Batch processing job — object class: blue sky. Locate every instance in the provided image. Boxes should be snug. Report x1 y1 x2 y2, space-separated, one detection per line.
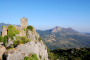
0 0 90 32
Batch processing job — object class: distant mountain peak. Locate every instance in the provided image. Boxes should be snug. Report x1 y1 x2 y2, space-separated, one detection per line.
55 26 60 28
68 27 73 29
67 27 79 33
50 26 79 33
51 26 62 33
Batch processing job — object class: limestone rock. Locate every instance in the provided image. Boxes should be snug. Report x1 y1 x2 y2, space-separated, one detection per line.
6 38 13 47
5 41 48 60
27 29 39 41
5 29 48 60
0 45 6 60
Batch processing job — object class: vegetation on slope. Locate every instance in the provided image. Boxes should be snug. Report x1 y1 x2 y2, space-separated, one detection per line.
3 35 8 47
47 48 57 60
13 36 31 47
8 25 20 39
0 25 20 47
38 36 42 41
27 25 33 31
23 54 39 60
0 36 3 42
50 47 90 60
0 35 8 47
37 30 90 50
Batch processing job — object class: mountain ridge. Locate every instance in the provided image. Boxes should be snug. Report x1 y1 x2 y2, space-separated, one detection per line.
36 27 90 50
50 26 79 33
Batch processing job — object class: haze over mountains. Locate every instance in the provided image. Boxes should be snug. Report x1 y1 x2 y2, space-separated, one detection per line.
37 26 90 50
0 23 90 50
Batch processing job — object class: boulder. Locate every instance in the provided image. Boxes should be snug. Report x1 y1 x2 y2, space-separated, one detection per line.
6 38 13 47
0 45 6 60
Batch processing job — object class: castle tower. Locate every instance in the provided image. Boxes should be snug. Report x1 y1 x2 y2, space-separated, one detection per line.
21 17 28 28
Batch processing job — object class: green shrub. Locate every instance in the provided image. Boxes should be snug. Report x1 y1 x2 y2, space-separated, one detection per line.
0 32 2 36
39 54 41 59
27 25 33 31
0 36 3 42
23 28 26 31
38 36 42 41
10 45 14 48
2 25 6 28
47 48 57 60
8 25 20 40
35 36 37 40
3 35 8 47
23 54 39 60
6 45 14 49
13 36 31 47
43 58 45 60
13 40 18 47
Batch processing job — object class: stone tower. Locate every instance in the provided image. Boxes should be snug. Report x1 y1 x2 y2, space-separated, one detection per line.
21 17 28 28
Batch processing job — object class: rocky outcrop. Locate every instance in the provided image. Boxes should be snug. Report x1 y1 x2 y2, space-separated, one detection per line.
5 41 48 60
0 45 6 60
6 38 13 47
27 28 39 41
4 28 48 60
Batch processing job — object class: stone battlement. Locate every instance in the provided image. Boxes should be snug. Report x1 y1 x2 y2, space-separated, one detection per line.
2 17 28 37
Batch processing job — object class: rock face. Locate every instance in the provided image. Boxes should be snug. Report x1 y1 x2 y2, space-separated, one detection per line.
6 38 13 47
27 28 39 41
4 28 48 60
5 41 48 60
0 45 6 60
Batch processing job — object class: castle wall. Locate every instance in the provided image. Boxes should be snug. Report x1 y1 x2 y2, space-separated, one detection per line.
2 27 8 37
15 26 26 37
2 17 28 37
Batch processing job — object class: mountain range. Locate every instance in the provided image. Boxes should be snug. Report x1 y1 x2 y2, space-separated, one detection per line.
0 23 90 51
37 26 90 50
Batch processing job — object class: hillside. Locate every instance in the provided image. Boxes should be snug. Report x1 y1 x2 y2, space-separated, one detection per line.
85 33 90 35
50 47 90 60
0 18 48 60
37 26 90 50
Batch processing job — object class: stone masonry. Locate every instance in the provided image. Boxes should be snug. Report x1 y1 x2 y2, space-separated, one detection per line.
21 17 28 29
2 17 28 37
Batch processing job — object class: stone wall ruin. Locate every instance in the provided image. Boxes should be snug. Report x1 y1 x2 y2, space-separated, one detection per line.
2 17 28 37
